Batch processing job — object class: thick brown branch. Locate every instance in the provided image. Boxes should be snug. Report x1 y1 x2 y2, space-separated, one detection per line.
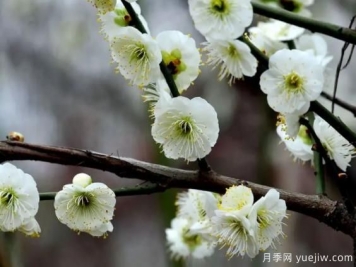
0 141 355 237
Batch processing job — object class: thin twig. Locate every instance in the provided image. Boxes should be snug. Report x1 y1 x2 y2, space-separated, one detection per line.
321 92 356 117
0 141 355 236
332 16 356 113
252 2 356 45
40 183 165 200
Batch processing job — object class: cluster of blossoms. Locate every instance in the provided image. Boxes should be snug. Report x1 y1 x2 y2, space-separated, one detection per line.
81 0 356 260
2 0 351 263
0 162 116 238
86 0 356 171
166 186 287 259
93 0 221 162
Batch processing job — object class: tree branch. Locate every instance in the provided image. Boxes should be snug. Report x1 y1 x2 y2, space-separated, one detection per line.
0 141 355 237
252 2 356 45
39 183 165 200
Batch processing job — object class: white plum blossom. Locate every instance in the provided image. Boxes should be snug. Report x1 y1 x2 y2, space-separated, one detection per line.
166 190 218 260
188 0 253 40
249 189 287 250
110 27 162 86
249 20 304 42
156 31 201 92
18 217 41 238
313 116 356 171
212 185 258 258
54 173 116 237
218 185 253 212
277 124 313 162
98 1 150 40
87 0 116 14
260 49 324 114
152 96 219 161
0 163 39 232
176 189 219 237
176 189 218 221
166 217 215 260
296 33 333 66
203 39 257 85
212 186 288 257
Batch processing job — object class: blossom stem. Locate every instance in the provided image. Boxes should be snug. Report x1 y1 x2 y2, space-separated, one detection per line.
241 34 269 67
306 113 325 195
300 117 354 211
252 2 356 45
39 183 166 200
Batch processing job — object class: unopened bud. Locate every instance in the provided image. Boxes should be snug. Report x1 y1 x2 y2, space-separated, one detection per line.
6 131 25 142
73 173 92 188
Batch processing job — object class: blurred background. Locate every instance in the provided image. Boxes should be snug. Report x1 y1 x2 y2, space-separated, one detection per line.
1 0 356 266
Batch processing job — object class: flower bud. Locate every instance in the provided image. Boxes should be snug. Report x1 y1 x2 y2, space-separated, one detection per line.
72 173 92 188
6 131 25 142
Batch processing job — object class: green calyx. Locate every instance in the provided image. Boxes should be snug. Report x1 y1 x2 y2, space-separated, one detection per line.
298 125 313 145
162 49 186 78
114 9 133 27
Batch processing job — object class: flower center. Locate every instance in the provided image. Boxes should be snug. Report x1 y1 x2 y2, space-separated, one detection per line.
131 44 146 61
74 193 93 207
230 219 248 237
0 188 16 206
257 209 270 230
284 72 304 93
182 228 202 250
210 0 228 13
227 44 240 58
162 49 186 78
174 117 194 137
279 0 303 13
